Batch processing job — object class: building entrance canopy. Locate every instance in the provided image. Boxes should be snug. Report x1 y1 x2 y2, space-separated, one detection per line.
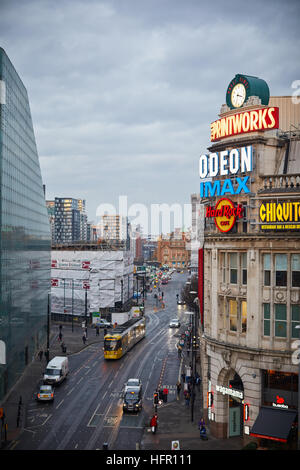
250 406 297 442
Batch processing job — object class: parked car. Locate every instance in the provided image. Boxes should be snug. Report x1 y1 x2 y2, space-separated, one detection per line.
95 318 112 328
36 384 54 402
169 319 180 328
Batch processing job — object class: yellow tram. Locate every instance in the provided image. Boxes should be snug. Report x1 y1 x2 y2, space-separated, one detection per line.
103 316 146 359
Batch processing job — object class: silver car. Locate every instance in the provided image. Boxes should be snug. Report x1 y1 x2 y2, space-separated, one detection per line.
169 319 180 328
36 384 54 402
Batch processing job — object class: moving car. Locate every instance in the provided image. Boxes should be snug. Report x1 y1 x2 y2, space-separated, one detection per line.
43 356 69 385
36 384 54 402
125 378 142 390
169 319 180 328
123 386 142 412
177 299 186 305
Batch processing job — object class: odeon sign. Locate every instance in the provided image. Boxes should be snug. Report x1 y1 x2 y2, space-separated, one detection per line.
199 145 253 198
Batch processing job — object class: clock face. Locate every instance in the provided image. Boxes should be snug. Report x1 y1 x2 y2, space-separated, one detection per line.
231 83 246 108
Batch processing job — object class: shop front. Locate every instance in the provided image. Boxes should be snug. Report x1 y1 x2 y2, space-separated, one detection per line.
250 370 298 449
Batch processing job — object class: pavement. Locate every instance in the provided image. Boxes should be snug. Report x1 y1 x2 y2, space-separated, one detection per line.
0 316 244 451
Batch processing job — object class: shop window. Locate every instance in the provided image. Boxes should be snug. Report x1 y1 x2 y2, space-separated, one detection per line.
275 254 287 287
229 299 237 332
263 254 271 286
229 253 237 284
241 253 247 285
274 304 287 337
263 303 271 336
241 300 247 333
291 254 300 287
291 304 300 339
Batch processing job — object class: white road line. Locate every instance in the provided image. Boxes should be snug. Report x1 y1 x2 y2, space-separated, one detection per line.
67 386 75 396
55 399 64 409
87 403 101 427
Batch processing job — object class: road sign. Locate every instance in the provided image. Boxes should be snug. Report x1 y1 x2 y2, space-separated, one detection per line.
171 440 180 450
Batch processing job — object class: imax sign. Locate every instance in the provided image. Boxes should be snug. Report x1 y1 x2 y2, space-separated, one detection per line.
199 145 253 198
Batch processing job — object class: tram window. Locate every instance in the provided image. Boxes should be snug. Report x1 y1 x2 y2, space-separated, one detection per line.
104 339 121 350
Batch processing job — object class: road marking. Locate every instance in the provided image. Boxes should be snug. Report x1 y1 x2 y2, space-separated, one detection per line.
56 399 64 409
67 386 76 396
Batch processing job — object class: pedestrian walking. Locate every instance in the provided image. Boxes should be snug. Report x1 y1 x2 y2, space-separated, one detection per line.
150 414 158 434
58 331 63 342
82 334 87 345
176 381 181 400
184 390 190 406
181 372 186 383
163 387 168 403
61 342 67 354
198 418 207 440
96 325 100 336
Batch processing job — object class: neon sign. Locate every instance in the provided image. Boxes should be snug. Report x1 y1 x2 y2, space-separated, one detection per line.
206 198 244 233
260 201 300 230
199 145 253 198
210 107 279 142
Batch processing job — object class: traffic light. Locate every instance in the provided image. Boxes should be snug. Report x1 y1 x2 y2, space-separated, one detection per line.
153 391 159 405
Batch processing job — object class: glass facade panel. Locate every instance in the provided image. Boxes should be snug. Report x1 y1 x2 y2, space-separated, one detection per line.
0 48 51 400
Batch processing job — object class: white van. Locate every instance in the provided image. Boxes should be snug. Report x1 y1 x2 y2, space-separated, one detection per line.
44 356 69 385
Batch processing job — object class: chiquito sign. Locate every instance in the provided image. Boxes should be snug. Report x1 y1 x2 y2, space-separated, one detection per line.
199 145 253 198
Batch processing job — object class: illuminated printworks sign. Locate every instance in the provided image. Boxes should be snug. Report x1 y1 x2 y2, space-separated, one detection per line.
259 201 300 230
199 145 252 198
206 198 244 233
210 107 279 142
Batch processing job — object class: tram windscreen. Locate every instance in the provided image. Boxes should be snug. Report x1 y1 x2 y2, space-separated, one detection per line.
104 338 119 351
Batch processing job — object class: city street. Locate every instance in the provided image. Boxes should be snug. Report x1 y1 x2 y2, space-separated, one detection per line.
11 272 189 451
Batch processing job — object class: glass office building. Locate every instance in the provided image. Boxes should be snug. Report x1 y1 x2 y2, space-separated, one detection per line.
0 48 51 401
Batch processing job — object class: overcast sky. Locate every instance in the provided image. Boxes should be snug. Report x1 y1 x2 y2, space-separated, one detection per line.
0 0 299 228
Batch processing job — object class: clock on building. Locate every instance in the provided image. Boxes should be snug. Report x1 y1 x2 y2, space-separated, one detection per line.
226 74 270 109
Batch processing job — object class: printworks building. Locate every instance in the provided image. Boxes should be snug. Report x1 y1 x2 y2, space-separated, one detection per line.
197 74 300 447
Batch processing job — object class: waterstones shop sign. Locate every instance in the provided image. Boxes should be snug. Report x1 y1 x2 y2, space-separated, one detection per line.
199 145 253 198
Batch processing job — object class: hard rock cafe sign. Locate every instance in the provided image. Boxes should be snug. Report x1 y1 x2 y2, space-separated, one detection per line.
205 198 244 233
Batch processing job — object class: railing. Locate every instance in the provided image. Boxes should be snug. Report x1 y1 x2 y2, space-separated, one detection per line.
260 174 300 191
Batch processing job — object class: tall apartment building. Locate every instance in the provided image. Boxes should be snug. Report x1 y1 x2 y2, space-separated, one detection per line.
197 74 300 448
49 197 88 244
0 48 51 401
97 215 128 242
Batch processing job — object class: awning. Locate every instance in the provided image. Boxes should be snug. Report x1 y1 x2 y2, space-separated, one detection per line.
250 406 297 442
